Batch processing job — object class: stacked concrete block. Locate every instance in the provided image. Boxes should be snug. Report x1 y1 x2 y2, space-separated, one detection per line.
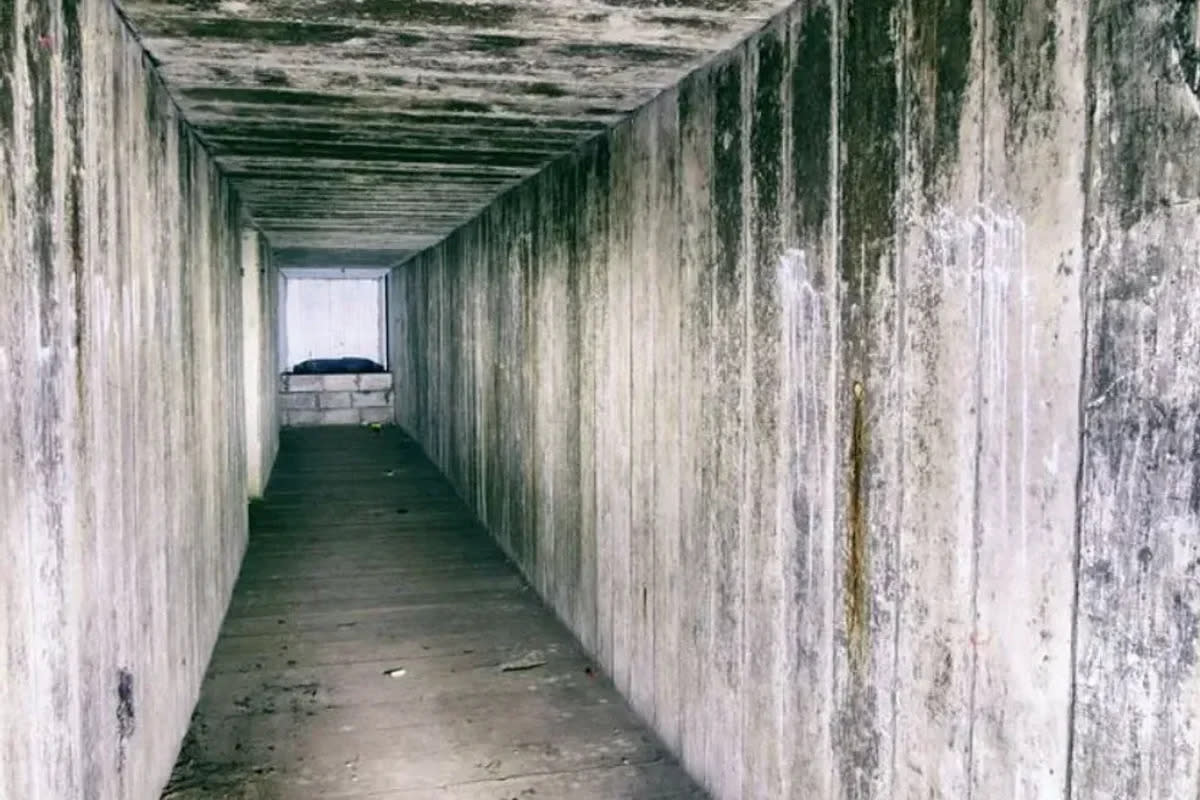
280 373 394 426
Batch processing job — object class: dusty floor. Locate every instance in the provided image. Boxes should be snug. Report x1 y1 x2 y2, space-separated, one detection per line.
163 425 703 799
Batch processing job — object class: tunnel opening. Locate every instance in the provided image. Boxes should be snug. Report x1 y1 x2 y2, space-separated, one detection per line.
4 0 1200 797
278 266 396 428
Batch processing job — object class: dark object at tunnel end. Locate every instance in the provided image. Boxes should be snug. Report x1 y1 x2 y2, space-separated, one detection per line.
291 357 386 374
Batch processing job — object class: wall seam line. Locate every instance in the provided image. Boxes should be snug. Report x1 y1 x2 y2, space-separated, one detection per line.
1065 1 1100 797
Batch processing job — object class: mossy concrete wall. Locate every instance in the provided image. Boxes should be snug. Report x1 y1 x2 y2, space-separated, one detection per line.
392 0 1200 797
1 0 275 796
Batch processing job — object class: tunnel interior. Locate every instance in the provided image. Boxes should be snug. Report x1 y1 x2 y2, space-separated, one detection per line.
3 0 1200 798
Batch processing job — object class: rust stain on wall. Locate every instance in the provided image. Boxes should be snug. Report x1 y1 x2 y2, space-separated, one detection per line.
846 379 869 669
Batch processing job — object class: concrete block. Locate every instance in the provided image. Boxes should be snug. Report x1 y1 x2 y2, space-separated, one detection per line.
318 391 352 409
351 390 392 408
282 392 317 410
359 407 394 424
320 374 359 392
318 409 360 425
283 374 322 393
358 373 393 391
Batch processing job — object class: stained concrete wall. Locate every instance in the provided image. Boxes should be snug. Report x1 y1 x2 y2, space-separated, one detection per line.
392 0 1200 797
1 0 263 796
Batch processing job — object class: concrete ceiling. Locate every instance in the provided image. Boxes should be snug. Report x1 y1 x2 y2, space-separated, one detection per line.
114 0 793 261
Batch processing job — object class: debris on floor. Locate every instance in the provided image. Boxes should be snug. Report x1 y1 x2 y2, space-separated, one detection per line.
161 731 276 799
383 667 407 678
499 651 547 672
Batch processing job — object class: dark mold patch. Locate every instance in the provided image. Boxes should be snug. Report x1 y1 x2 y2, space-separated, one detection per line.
211 139 552 167
840 0 900 303
137 18 410 46
116 670 136 737
202 112 605 133
441 98 492 113
1173 591 1200 669
596 0 752 11
1114 107 1160 228
208 125 577 150
1173 0 1200 98
712 57 743 293
27 0 55 359
792 6 833 238
325 72 368 90
643 14 727 31
581 105 625 117
753 29 785 466
551 41 695 64
992 0 1059 148
252 68 291 87
226 165 521 180
211 130 566 153
147 0 225 11
0 0 13 136
465 33 539 52
911 0 972 197
845 381 869 667
311 0 519 27
64 0 85 395
116 669 135 772
753 28 784 260
181 86 358 107
524 81 568 98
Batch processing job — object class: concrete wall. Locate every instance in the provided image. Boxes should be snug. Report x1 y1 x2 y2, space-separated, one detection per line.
392 1 1200 797
242 229 280 497
1 0 263 796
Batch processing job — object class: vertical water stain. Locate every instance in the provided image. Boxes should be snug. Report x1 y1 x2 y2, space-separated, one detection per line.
846 380 869 668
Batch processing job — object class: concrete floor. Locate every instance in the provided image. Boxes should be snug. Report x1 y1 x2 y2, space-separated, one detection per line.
163 426 704 799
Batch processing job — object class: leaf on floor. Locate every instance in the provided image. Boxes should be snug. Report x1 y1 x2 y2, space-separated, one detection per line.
499 651 547 672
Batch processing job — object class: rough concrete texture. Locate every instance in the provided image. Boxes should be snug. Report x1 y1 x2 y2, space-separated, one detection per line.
391 1 1200 798
111 0 797 255
0 0 272 797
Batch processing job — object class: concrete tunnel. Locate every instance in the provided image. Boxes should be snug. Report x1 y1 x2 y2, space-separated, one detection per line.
3 0 1200 797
